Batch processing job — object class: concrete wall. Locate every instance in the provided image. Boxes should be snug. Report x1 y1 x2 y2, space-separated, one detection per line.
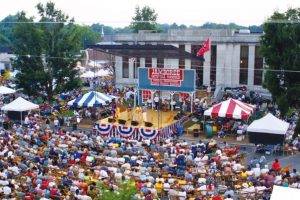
113 29 264 88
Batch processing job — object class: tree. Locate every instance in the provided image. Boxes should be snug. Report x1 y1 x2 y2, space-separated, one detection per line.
12 2 82 99
260 8 300 111
94 180 138 200
130 6 160 33
77 25 101 48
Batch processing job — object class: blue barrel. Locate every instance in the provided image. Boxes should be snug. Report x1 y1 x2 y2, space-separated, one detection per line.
205 125 213 138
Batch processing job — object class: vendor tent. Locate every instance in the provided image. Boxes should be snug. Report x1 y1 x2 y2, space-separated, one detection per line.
204 98 255 119
270 185 300 200
68 91 115 107
247 113 289 145
80 71 96 78
0 86 16 95
1 97 39 111
95 69 111 77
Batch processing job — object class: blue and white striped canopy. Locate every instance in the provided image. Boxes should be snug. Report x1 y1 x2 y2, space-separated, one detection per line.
67 91 115 107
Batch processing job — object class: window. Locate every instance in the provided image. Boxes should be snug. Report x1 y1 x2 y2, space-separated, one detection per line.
210 45 217 86
157 58 164 68
254 46 263 85
122 57 129 78
145 57 152 68
134 57 140 79
179 58 185 69
239 46 249 85
142 90 151 102
191 45 204 88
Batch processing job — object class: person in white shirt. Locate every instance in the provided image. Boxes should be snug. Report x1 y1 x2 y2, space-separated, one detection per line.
177 188 186 200
154 95 160 110
252 164 261 178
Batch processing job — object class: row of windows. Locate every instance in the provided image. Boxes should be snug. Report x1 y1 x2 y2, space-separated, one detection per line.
122 45 263 86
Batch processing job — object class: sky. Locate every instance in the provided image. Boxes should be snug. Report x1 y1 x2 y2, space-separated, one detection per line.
0 0 299 27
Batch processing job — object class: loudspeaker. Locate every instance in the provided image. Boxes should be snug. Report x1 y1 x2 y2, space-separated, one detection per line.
131 121 139 126
118 119 126 125
145 122 153 127
108 118 116 123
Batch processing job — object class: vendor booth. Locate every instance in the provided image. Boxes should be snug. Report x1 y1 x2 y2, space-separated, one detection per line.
68 91 116 107
0 85 16 95
203 98 255 138
204 98 256 119
247 113 289 145
1 97 39 124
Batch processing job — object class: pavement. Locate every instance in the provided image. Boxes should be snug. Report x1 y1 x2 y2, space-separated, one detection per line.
180 133 300 170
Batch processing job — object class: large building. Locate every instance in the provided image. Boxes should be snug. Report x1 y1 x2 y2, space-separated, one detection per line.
93 29 266 91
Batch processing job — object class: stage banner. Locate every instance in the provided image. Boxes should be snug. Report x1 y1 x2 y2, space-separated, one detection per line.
138 68 196 92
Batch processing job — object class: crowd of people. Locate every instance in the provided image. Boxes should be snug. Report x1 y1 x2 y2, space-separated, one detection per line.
0 117 299 200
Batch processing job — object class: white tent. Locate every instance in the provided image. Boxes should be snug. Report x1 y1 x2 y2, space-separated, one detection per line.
0 86 16 95
1 97 39 112
95 69 111 77
80 71 96 78
247 113 289 135
270 185 300 200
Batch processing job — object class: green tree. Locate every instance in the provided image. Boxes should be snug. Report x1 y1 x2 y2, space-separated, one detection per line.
12 2 82 99
78 25 101 48
95 180 138 200
260 8 300 111
130 6 160 33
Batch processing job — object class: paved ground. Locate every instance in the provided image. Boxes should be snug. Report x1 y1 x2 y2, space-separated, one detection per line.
180 133 300 170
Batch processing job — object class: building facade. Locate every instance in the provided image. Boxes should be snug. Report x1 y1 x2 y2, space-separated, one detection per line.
110 29 264 90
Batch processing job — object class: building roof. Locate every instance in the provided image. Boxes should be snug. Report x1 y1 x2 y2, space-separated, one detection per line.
88 44 199 59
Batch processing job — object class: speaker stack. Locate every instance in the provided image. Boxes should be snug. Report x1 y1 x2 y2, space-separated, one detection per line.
145 122 153 127
118 119 127 125
131 121 139 126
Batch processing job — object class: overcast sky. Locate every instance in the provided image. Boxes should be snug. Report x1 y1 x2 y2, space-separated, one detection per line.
0 0 299 27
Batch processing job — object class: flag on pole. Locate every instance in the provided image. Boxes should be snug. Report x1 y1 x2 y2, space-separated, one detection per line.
197 38 210 56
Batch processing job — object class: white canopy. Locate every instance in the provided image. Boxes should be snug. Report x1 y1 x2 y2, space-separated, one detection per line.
271 185 300 200
1 97 39 112
0 86 16 95
95 69 111 77
80 71 95 78
247 113 289 135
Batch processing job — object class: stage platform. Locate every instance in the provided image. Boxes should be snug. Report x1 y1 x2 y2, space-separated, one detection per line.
94 109 189 141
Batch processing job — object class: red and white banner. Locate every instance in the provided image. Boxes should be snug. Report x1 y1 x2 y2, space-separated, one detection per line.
148 68 184 87
204 98 256 119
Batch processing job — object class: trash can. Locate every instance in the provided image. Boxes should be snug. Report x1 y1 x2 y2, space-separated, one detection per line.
206 125 213 138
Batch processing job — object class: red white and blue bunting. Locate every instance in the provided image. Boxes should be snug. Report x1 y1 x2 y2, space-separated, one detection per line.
95 123 114 136
116 126 136 138
94 116 189 141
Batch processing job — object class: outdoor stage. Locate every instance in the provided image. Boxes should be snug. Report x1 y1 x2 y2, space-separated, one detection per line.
94 109 188 141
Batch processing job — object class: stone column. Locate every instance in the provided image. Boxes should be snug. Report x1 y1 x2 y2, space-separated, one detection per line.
248 45 255 86
203 50 211 86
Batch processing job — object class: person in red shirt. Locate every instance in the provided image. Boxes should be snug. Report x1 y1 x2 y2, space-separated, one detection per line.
212 194 223 200
272 158 281 172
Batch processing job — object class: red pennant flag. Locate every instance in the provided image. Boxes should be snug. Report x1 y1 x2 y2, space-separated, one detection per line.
197 38 210 56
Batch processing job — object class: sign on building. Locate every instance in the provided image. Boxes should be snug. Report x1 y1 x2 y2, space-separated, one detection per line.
138 68 195 92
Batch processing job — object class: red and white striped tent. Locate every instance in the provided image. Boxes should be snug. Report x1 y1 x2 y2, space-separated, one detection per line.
204 98 256 119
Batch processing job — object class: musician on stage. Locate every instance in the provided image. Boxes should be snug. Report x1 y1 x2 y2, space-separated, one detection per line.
135 105 142 122
142 104 148 122
127 103 133 121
